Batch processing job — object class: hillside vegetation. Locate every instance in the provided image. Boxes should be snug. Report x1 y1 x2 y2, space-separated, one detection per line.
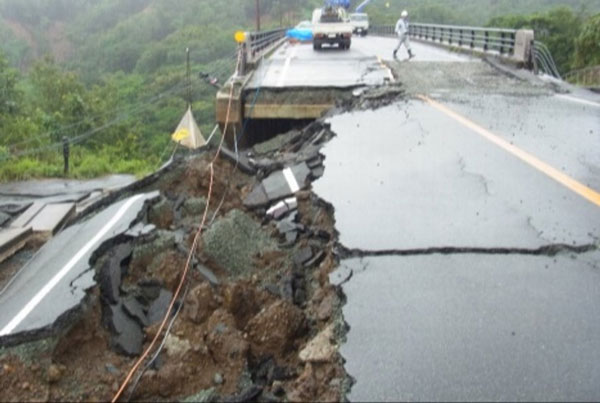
0 0 598 180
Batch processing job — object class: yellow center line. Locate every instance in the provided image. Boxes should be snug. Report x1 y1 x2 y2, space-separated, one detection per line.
417 94 600 208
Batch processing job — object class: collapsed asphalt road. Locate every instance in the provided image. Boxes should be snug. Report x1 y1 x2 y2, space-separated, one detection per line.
0 120 348 402
0 193 159 343
0 37 598 402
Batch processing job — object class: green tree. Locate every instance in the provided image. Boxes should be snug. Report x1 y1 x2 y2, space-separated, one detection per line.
488 7 582 74
573 13 600 69
0 51 20 116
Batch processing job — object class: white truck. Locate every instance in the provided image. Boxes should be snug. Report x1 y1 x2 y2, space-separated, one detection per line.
312 6 353 50
349 12 369 36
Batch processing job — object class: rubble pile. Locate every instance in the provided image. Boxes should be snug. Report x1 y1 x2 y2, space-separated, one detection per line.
0 121 348 402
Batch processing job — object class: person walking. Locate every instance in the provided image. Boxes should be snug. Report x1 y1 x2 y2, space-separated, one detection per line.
393 10 414 60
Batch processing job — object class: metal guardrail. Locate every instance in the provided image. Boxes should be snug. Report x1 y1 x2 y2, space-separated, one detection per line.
239 28 288 75
564 65 600 87
532 41 561 79
371 23 518 57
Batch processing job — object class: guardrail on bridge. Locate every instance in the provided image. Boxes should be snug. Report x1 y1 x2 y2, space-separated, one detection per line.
371 23 534 66
238 28 288 75
564 65 600 88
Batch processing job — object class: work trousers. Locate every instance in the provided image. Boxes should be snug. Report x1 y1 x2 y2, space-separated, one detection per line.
394 34 412 53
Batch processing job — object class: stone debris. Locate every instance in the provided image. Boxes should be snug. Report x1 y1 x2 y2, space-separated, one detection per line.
203 209 278 275
164 334 191 358
0 117 346 402
299 324 337 363
293 247 314 267
196 264 220 286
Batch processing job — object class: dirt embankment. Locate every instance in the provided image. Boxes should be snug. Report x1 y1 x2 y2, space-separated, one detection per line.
0 122 348 402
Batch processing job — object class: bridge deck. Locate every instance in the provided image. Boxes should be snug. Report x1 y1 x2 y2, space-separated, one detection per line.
247 36 473 90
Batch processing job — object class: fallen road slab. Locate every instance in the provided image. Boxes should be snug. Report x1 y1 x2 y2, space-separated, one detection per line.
27 203 75 235
0 227 32 264
0 192 159 345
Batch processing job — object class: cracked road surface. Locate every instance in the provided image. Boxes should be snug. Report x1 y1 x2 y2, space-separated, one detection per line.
339 253 600 402
0 192 157 343
313 40 600 401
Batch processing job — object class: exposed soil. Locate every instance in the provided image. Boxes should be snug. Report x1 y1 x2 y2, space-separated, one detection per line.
0 125 346 402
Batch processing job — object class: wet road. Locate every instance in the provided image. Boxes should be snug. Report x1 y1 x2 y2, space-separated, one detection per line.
247 37 467 90
0 192 157 342
309 37 600 401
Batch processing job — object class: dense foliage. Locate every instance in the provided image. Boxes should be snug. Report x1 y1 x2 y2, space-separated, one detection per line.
0 0 598 180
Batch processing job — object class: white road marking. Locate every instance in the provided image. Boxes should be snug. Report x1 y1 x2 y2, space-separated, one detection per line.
277 46 298 87
0 194 145 336
556 94 600 108
283 167 300 193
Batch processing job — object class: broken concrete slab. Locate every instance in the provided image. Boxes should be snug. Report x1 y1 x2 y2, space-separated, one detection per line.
125 223 156 238
147 289 173 325
0 202 32 216
266 197 298 220
10 202 45 229
220 146 256 175
244 163 311 208
28 203 76 235
0 193 158 342
105 303 144 357
122 296 149 327
98 258 122 305
0 227 32 264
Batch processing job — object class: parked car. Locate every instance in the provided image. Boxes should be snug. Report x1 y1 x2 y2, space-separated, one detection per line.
349 12 369 36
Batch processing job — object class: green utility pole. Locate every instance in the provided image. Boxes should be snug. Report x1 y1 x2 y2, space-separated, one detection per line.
186 47 191 106
256 0 261 31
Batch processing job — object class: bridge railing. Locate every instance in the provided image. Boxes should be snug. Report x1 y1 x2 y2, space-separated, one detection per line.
239 28 288 75
371 23 534 65
564 65 600 88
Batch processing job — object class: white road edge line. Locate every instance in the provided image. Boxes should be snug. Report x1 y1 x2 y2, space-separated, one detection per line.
277 46 297 88
283 167 300 193
0 194 145 337
556 94 600 108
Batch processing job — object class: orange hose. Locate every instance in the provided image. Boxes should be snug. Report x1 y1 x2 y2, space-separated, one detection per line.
111 51 240 402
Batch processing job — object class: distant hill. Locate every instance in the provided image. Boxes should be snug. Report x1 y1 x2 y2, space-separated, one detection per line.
1 0 598 74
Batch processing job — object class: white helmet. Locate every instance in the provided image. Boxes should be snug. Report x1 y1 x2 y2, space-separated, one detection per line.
401 10 408 17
